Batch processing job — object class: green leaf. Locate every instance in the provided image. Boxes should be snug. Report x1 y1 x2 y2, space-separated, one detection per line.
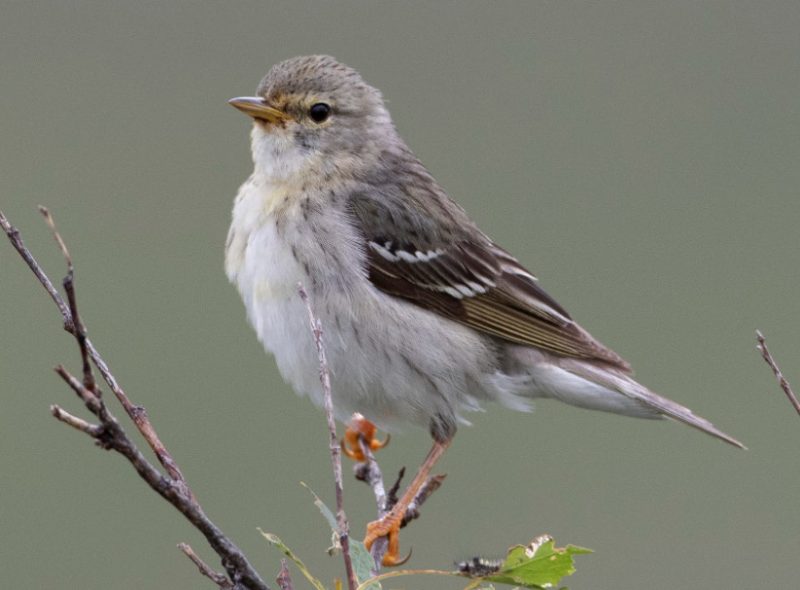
259 529 328 590
301 481 339 533
299 482 380 588
349 539 381 590
468 535 591 589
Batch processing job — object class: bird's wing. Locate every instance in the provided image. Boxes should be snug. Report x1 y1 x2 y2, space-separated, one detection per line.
349 195 631 371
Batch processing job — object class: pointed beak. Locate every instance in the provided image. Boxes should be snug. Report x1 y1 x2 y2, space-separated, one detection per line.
228 96 289 123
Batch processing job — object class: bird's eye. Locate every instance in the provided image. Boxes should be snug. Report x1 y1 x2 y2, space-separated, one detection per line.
309 102 331 123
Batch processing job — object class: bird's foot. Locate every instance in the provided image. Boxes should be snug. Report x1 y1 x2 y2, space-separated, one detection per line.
363 438 451 567
341 413 390 462
364 511 412 567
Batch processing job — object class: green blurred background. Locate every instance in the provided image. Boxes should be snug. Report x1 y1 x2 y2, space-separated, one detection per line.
2 2 798 588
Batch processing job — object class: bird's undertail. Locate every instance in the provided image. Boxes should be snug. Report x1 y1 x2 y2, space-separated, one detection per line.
558 360 746 449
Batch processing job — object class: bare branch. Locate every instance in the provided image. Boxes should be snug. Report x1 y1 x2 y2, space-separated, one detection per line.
384 467 404 513
0 210 71 323
404 474 446 526
50 405 104 437
3 209 192 490
298 283 358 590
355 437 390 572
178 543 233 589
40 206 98 395
756 330 800 416
38 205 73 269
54 364 100 409
2 209 270 590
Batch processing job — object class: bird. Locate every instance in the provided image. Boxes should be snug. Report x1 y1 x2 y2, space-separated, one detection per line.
225 55 744 566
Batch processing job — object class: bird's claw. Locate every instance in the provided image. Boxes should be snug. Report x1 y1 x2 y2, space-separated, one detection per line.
341 413 390 462
364 512 412 567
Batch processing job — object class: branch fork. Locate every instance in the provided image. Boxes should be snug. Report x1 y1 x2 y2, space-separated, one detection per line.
2 209 268 590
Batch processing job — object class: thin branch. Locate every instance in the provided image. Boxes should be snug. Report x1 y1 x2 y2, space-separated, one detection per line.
39 206 97 395
7 207 191 493
354 444 389 515
178 543 233 589
4 208 192 497
404 474 446 526
0 210 71 322
298 283 359 590
756 330 800 416
2 209 269 590
50 405 104 437
385 467 404 508
38 205 72 268
355 568 459 590
355 437 390 572
55 364 100 409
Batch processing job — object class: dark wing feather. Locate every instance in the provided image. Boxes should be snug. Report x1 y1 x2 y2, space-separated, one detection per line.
346 163 629 371
364 235 631 371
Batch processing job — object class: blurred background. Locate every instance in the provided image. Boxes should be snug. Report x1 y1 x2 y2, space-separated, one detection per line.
2 2 798 588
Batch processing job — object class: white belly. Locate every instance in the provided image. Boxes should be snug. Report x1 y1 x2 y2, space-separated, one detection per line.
224 177 526 433
226 177 325 404
242 227 324 393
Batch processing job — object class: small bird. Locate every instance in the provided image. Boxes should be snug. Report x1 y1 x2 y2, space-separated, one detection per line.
226 55 743 565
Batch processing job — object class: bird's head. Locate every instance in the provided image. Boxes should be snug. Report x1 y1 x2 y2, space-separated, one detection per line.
229 55 395 184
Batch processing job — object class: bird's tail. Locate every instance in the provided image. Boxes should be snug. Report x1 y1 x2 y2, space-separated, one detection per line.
560 360 746 449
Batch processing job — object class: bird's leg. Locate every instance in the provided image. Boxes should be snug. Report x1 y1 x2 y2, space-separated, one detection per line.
364 437 451 566
341 413 390 462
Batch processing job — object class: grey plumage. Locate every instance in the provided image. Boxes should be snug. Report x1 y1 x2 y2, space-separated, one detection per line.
226 55 744 449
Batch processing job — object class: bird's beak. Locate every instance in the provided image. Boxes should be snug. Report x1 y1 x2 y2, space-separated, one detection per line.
228 96 289 123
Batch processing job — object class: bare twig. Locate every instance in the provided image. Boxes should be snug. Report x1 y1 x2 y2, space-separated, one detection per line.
756 330 800 416
355 437 390 572
55 364 101 410
2 209 269 590
404 474 446 526
275 559 294 590
298 283 358 590
39 206 97 395
4 209 192 497
38 206 72 267
179 543 234 589
354 443 390 516
0 210 71 322
384 467 404 512
50 404 104 437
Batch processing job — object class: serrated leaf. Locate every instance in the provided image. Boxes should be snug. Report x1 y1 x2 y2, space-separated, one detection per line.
259 529 328 590
474 535 591 589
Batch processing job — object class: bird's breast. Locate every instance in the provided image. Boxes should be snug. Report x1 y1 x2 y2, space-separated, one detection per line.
225 179 321 401
226 175 298 278
226 176 308 324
